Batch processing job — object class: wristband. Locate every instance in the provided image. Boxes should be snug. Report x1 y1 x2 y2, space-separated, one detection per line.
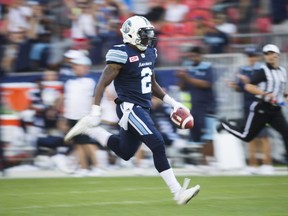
90 105 101 116
163 94 176 107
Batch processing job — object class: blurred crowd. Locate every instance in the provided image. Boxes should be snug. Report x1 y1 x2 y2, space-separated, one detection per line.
0 0 287 75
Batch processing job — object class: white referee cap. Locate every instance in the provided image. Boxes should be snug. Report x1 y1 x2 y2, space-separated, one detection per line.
262 44 280 54
71 55 92 66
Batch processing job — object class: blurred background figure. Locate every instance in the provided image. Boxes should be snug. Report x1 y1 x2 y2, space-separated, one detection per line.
228 47 273 175
164 0 189 23
270 0 288 34
176 46 216 165
62 54 101 177
67 0 96 50
203 20 229 54
218 44 288 168
59 49 85 79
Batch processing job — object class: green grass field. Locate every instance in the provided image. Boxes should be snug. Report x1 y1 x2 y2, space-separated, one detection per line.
0 176 287 216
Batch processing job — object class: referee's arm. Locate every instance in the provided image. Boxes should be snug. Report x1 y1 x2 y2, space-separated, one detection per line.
244 68 269 97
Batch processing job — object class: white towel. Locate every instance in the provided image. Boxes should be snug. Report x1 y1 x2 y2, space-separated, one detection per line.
118 102 134 130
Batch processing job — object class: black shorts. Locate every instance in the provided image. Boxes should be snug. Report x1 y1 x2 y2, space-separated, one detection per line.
67 119 98 144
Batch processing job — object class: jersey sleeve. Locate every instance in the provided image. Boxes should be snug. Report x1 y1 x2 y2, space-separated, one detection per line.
105 45 128 65
250 68 267 84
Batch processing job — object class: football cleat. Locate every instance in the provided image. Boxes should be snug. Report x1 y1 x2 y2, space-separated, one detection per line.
174 178 200 205
64 118 89 142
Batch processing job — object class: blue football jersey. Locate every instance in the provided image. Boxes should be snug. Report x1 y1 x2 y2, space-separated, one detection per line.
106 44 157 108
183 60 216 114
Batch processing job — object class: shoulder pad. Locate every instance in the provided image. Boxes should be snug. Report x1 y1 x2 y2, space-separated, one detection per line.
106 44 128 64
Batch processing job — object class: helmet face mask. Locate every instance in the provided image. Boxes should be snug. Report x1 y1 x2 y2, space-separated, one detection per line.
136 28 156 49
120 16 157 51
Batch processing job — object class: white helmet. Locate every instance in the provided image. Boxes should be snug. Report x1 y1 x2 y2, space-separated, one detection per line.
262 44 280 54
120 16 156 51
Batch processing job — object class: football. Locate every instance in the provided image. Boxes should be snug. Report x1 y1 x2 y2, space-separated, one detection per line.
170 107 194 129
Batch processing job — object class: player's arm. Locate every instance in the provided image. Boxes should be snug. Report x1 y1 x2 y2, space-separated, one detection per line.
151 73 189 112
80 63 121 126
176 69 212 88
94 64 122 105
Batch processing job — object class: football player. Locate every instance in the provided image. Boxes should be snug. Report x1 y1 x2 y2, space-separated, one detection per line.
64 16 200 204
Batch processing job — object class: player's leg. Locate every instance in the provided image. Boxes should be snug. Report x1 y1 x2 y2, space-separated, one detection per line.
131 106 200 204
83 105 144 160
106 129 142 161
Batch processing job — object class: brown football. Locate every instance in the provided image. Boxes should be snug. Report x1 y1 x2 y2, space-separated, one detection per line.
170 107 194 129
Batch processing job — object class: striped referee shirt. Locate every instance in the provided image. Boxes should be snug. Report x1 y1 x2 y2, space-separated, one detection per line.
250 63 287 104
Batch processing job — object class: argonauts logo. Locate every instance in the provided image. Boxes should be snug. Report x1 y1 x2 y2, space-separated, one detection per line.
122 20 131 33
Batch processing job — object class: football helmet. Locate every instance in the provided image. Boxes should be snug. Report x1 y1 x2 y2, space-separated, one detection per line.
120 16 156 51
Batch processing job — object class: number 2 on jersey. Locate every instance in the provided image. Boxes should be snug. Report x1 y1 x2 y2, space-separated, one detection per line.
141 67 152 94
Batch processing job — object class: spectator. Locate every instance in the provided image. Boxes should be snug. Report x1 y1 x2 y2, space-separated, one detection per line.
47 25 73 69
28 1 53 70
144 0 165 31
129 0 149 16
203 21 229 54
62 55 102 177
176 46 216 165
67 0 96 51
6 0 32 33
59 49 86 80
236 0 256 33
270 0 288 34
214 12 237 35
0 27 33 73
31 70 73 172
194 16 207 37
163 0 189 23
91 0 123 65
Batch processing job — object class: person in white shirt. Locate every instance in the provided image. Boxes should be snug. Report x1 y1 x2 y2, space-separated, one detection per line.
164 0 189 23
63 55 101 177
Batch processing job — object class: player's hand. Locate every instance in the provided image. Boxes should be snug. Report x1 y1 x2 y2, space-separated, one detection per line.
176 69 189 79
173 101 190 113
163 94 190 113
78 114 101 128
64 105 101 143
81 105 102 128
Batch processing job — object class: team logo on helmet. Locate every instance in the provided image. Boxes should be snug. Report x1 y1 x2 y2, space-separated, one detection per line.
122 20 131 33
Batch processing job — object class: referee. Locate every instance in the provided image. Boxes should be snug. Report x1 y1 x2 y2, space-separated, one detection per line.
218 44 288 161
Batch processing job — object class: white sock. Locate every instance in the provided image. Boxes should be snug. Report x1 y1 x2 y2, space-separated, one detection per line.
85 127 112 146
160 168 181 195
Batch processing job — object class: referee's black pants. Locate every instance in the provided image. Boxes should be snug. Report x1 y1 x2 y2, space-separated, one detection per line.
222 101 288 156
